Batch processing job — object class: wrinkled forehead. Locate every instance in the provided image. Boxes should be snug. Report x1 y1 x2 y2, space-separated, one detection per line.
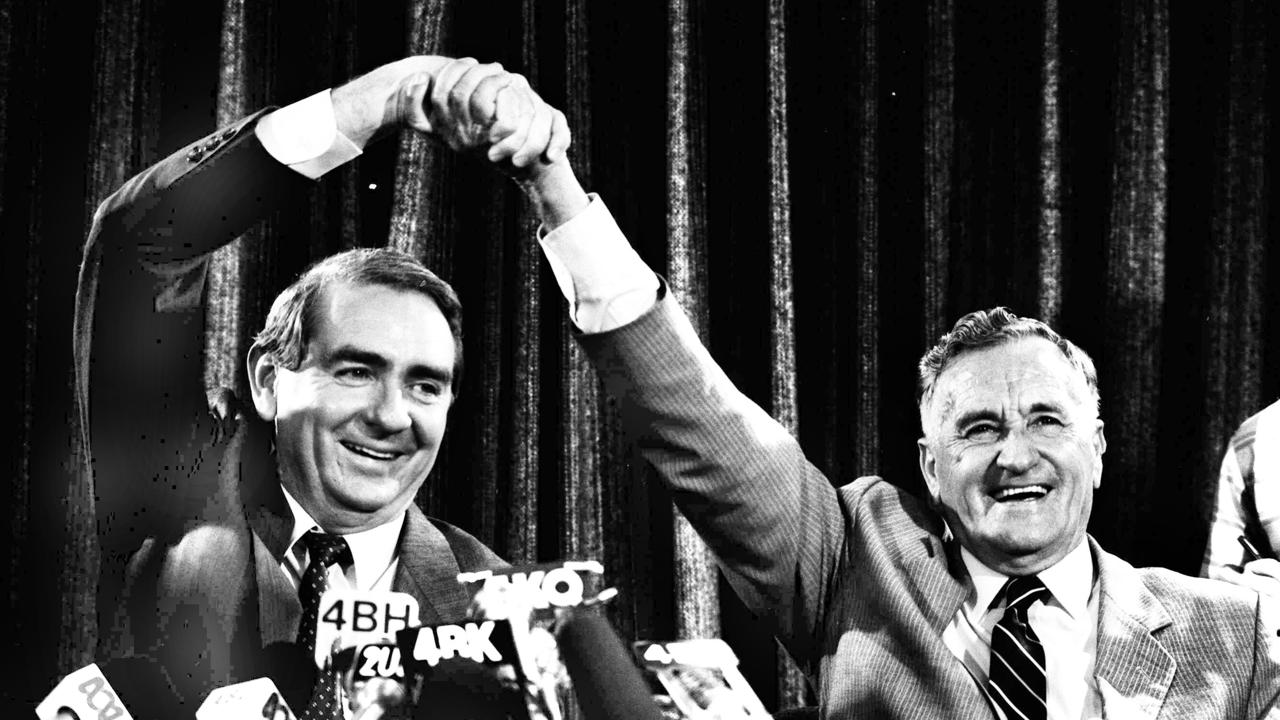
923 337 1093 428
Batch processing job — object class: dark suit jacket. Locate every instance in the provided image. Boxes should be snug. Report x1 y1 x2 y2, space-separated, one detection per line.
577 285 1280 719
73 113 506 707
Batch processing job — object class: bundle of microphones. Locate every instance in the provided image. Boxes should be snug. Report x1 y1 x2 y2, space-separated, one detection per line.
36 560 773 720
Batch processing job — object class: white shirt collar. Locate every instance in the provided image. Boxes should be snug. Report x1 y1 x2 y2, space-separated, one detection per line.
958 538 1094 620
280 485 405 590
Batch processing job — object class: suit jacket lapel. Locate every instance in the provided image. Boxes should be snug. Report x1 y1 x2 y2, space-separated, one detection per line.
241 436 298 649
888 506 997 717
891 502 968 632
1091 538 1175 720
393 504 475 624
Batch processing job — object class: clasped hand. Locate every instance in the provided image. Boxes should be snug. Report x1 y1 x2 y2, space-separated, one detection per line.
396 57 570 176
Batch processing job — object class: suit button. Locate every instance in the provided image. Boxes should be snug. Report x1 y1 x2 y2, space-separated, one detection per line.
187 148 204 162
222 128 237 141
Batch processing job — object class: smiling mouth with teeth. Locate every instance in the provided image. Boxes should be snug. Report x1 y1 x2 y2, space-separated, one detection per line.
342 441 401 461
992 485 1050 502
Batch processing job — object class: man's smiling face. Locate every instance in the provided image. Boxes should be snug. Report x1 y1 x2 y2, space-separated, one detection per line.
917 337 1106 575
255 281 456 533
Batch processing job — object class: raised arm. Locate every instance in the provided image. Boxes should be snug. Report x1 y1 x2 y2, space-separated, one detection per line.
427 73 850 666
73 55 468 542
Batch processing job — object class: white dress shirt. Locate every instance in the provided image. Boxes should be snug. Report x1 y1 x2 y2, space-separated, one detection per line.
945 540 1102 719
280 485 403 593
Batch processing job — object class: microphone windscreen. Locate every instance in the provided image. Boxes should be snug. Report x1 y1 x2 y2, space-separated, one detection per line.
103 655 186 719
409 663 528 720
555 614 664 720
258 642 318 713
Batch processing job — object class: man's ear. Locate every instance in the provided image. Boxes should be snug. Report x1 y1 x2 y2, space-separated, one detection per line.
1091 419 1107 489
246 344 280 421
918 438 941 504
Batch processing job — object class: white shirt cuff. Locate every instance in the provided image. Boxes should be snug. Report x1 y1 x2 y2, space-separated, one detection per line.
538 194 659 333
255 89 362 179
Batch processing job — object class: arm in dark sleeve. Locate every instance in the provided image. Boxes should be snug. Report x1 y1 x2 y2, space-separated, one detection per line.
74 110 311 542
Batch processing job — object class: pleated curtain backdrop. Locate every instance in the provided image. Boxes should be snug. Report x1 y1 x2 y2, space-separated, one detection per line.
2 0 1277 713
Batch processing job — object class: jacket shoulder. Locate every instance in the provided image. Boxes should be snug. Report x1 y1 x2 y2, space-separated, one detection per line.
427 517 509 572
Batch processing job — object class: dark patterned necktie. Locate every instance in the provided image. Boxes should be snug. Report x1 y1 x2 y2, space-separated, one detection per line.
296 531 352 720
988 575 1052 720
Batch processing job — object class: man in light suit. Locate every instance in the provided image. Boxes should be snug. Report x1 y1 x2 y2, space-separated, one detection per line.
485 114 1280 718
75 55 569 710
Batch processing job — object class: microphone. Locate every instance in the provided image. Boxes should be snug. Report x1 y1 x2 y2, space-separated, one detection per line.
35 656 183 720
299 587 421 718
632 640 771 720
391 560 613 720
554 612 665 720
257 642 318 715
196 677 298 720
396 616 527 719
333 641 410 720
460 560 619 720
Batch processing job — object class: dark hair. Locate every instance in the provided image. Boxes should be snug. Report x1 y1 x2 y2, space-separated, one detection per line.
916 307 1098 420
251 248 464 389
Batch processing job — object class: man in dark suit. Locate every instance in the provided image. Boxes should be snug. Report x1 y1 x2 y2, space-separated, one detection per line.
484 113 1280 718
74 55 569 711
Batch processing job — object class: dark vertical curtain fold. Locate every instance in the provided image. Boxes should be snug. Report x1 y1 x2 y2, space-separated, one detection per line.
922 0 954 345
495 0 543 566
1096 0 1168 565
5 0 1280 713
855 0 880 477
558 0 606 569
1200 0 1269 522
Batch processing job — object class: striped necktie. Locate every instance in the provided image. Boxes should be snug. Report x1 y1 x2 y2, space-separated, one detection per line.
297 531 352 720
988 575 1051 720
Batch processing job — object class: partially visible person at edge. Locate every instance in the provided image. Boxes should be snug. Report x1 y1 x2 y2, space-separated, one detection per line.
1203 399 1280 600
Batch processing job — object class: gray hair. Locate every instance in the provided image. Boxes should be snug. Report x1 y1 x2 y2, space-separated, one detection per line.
916 307 1099 431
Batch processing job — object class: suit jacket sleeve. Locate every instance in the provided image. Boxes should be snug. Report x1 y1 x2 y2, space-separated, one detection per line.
1249 592 1280 717
576 282 847 671
74 111 312 546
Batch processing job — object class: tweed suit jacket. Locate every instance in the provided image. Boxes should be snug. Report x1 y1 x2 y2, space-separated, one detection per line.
577 285 1280 719
74 113 506 706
